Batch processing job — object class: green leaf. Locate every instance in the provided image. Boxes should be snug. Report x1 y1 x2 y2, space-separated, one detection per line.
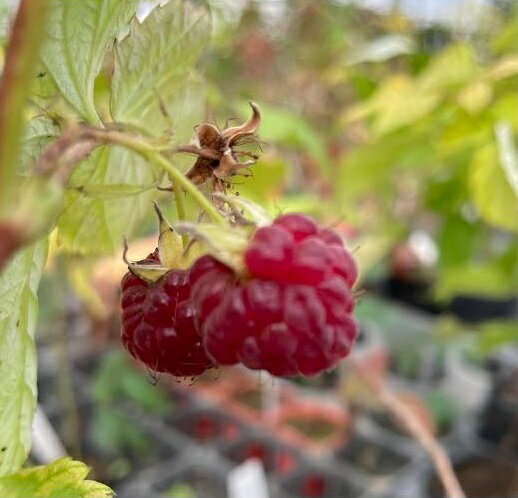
71 183 157 200
475 320 518 355
437 216 477 269
19 117 59 174
419 43 479 91
92 351 169 414
40 0 138 123
0 240 48 476
469 143 518 232
257 104 332 177
57 146 160 255
435 263 514 300
343 76 439 135
0 457 113 497
111 0 211 135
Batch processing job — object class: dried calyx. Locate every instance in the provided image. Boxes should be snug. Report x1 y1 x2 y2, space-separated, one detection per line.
177 102 261 190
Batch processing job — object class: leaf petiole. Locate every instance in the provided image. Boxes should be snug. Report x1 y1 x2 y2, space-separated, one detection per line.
84 128 226 226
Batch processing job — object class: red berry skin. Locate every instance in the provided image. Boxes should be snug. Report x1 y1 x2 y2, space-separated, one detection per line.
120 252 213 377
191 214 358 377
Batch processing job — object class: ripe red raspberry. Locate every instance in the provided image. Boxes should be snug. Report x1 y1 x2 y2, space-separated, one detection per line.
120 251 213 377
190 214 358 377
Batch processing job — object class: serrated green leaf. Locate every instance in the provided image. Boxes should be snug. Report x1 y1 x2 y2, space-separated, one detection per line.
58 146 160 255
0 457 113 497
40 0 138 123
0 240 48 476
111 0 211 135
469 143 518 232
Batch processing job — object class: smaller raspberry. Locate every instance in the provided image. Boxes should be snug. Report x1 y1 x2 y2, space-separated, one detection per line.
121 252 213 377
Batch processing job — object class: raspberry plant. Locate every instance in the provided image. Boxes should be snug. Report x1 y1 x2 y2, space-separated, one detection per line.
0 0 360 494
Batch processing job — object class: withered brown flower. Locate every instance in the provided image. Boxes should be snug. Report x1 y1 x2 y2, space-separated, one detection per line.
177 102 261 190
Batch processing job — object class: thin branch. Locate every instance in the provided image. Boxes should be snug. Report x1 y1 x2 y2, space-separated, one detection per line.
356 365 466 498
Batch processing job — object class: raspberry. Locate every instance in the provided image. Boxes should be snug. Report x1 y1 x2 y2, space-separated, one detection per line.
120 251 213 377
190 214 358 377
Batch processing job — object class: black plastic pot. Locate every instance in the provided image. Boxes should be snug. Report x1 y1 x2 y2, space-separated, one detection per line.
426 453 518 498
448 295 518 323
478 348 518 452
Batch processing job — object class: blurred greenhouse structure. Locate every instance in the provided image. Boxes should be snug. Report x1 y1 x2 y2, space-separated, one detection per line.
0 0 517 497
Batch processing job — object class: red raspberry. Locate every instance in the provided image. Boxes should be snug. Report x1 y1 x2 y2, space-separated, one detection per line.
120 251 213 377
190 214 358 377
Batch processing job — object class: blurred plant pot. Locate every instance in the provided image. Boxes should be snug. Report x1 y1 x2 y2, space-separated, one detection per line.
448 294 518 323
426 453 518 498
336 431 411 476
289 368 340 391
221 372 296 424
443 344 490 414
169 406 243 446
170 367 234 403
271 401 350 454
478 348 518 451
369 389 457 441
281 464 365 498
221 435 301 477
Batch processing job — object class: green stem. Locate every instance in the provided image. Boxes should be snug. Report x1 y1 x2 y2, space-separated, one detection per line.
172 179 188 247
88 129 225 225
0 0 50 216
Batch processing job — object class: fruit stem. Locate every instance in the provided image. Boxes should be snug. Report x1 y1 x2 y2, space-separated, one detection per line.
171 177 188 247
85 128 226 226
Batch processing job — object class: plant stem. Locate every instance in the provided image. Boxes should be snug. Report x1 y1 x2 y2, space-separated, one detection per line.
355 365 466 498
85 128 225 225
171 174 188 247
0 0 50 216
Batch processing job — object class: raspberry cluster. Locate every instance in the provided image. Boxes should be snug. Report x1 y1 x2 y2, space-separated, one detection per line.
190 214 358 376
120 251 214 377
120 214 358 378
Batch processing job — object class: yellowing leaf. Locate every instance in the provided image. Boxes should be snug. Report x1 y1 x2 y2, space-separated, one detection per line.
457 81 493 115
0 241 48 476
342 76 438 135
469 143 518 232
0 457 113 497
371 76 439 135
419 43 479 91
154 203 183 269
486 56 518 81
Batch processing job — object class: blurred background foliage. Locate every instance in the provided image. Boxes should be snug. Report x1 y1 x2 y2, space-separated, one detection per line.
198 0 518 353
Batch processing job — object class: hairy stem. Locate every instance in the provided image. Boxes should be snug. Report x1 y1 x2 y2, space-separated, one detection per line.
172 176 188 247
0 0 49 215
